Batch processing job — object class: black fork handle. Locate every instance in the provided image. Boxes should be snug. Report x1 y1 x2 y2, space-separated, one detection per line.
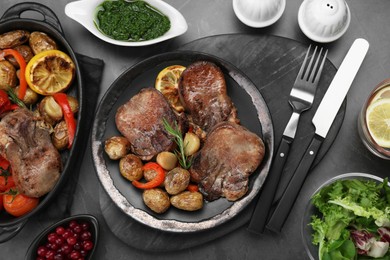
248 136 292 234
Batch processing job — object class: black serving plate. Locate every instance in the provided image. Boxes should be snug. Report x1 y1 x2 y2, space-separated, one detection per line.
91 50 274 232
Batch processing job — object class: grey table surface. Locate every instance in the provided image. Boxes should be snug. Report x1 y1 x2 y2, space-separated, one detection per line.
1 0 390 259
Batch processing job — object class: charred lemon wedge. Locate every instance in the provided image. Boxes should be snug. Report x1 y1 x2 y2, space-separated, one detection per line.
25 50 75 95
155 65 186 112
366 98 390 148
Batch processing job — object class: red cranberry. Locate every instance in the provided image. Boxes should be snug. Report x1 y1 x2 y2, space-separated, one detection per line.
69 221 78 229
73 241 82 251
62 230 73 239
61 244 72 255
67 236 77 246
79 250 87 257
37 246 47 256
50 243 59 251
47 233 58 243
55 237 65 246
70 250 81 259
82 240 94 251
73 224 82 234
45 249 55 259
80 231 91 241
81 222 89 231
54 253 64 260
56 226 65 235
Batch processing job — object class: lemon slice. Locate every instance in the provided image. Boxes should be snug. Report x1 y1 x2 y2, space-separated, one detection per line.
155 65 186 112
25 50 75 95
366 98 390 148
371 85 390 103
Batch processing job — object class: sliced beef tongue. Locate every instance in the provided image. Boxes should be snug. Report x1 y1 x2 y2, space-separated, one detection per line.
190 121 265 201
0 108 62 198
178 61 239 133
115 88 179 161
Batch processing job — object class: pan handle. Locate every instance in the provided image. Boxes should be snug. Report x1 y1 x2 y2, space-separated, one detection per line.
0 220 27 243
0 2 64 34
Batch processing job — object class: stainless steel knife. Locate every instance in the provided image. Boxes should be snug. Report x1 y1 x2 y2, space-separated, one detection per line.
266 38 370 232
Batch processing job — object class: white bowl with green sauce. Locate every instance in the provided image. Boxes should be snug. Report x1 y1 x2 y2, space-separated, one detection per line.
65 0 188 46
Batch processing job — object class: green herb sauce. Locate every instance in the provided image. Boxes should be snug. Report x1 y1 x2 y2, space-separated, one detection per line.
95 0 171 42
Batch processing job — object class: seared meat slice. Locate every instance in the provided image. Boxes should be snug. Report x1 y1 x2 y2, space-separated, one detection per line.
190 121 265 201
115 88 178 161
0 108 62 198
178 61 238 133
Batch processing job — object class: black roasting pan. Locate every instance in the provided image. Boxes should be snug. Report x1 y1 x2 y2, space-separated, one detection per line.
0 2 86 242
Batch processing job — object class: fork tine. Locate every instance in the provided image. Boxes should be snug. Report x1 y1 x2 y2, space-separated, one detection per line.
297 45 312 79
312 49 328 84
303 46 318 80
308 47 323 83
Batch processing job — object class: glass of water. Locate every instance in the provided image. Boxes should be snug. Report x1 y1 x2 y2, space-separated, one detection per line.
358 78 390 160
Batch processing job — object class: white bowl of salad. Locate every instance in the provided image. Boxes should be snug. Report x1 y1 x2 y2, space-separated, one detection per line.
302 173 390 260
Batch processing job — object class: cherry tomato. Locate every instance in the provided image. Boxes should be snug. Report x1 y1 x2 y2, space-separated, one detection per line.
3 188 39 217
0 175 15 192
0 194 3 211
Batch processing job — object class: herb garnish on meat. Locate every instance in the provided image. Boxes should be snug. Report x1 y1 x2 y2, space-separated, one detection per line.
162 118 192 169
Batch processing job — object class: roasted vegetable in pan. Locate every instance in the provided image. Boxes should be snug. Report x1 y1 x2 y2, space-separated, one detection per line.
142 188 170 214
170 191 203 211
28 31 58 55
0 60 17 90
164 167 190 195
0 30 30 49
104 136 131 160
156 151 177 170
119 154 143 181
52 120 69 150
6 45 33 68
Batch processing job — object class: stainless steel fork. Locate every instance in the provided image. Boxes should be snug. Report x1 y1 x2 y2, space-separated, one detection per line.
284 46 328 139
248 45 328 234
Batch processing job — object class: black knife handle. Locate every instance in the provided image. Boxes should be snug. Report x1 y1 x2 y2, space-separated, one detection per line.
247 136 292 234
266 134 324 232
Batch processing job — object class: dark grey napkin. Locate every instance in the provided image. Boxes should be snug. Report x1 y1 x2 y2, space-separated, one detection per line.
38 53 104 220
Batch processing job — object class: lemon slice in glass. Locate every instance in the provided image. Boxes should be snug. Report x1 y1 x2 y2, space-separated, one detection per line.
371 85 390 103
366 98 390 148
25 50 75 95
155 65 186 112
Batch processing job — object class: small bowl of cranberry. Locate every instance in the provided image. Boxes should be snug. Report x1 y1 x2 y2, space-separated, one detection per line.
25 214 99 260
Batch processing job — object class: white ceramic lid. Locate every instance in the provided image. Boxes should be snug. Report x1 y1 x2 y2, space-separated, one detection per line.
233 0 286 28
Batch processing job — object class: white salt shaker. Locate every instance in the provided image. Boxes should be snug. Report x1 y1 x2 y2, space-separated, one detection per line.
298 0 351 43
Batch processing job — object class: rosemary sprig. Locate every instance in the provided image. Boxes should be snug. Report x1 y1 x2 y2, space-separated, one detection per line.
162 118 192 169
7 89 27 109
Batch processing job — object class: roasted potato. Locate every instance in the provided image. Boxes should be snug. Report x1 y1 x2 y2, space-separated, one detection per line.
66 95 79 114
184 132 200 156
104 136 131 160
0 60 17 90
119 154 143 181
29 31 57 55
39 96 62 125
15 85 39 105
52 120 68 150
170 191 203 211
6 45 34 67
0 30 30 49
39 95 79 124
156 151 177 170
33 109 54 133
143 188 170 214
164 167 190 195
